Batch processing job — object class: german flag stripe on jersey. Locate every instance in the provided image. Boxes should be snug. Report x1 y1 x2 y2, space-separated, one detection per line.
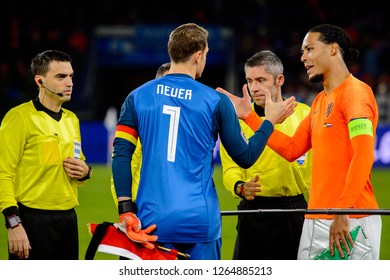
115 124 138 145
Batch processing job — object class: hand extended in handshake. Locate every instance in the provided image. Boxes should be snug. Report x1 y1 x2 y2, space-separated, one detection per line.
216 84 296 126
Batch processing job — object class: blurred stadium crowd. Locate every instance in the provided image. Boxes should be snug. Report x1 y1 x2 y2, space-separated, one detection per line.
2 0 390 123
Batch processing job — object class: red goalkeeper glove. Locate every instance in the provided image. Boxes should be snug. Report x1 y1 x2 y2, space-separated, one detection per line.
115 200 158 249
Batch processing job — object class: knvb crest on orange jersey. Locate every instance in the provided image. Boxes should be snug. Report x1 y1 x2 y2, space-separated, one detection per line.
325 102 334 118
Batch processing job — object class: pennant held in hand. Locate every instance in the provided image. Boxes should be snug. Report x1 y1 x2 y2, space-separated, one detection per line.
311 220 372 260
86 222 180 260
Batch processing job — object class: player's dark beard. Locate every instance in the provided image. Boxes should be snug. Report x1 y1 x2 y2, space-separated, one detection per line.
309 73 324 83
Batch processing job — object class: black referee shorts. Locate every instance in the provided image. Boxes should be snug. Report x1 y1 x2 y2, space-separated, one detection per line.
233 194 307 260
9 203 79 260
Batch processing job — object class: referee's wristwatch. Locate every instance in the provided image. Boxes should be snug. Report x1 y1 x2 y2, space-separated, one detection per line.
5 214 22 229
234 181 246 198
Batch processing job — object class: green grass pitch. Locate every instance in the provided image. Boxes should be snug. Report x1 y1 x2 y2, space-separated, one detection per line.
1 165 389 260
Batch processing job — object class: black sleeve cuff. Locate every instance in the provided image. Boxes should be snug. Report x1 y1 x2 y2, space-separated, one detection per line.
2 206 18 218
118 199 137 214
78 165 92 181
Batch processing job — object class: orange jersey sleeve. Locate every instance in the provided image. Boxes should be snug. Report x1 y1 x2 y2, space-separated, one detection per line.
244 110 312 162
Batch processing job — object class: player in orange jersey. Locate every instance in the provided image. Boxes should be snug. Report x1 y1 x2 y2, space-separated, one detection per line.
221 24 381 260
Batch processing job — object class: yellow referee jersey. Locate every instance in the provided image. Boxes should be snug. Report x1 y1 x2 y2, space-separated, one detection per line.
220 102 312 198
0 100 87 211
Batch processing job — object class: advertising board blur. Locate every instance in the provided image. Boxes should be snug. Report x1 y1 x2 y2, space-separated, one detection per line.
375 125 390 167
94 24 233 66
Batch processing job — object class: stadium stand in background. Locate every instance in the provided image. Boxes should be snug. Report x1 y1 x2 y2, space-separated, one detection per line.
2 0 390 123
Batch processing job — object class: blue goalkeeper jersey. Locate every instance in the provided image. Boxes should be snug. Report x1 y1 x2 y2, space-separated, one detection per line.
112 73 273 243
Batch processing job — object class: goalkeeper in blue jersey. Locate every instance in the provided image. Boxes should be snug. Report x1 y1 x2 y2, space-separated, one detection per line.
111 23 296 260
0 50 92 259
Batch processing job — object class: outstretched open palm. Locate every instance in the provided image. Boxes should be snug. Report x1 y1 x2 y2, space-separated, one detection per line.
216 84 296 125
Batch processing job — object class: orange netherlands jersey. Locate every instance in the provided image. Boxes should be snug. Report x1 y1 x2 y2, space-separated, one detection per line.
245 74 379 219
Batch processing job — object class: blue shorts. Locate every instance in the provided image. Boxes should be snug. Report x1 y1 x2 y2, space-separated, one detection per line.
158 238 221 260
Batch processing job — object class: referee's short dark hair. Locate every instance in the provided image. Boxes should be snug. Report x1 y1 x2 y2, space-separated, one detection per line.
31 50 72 76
